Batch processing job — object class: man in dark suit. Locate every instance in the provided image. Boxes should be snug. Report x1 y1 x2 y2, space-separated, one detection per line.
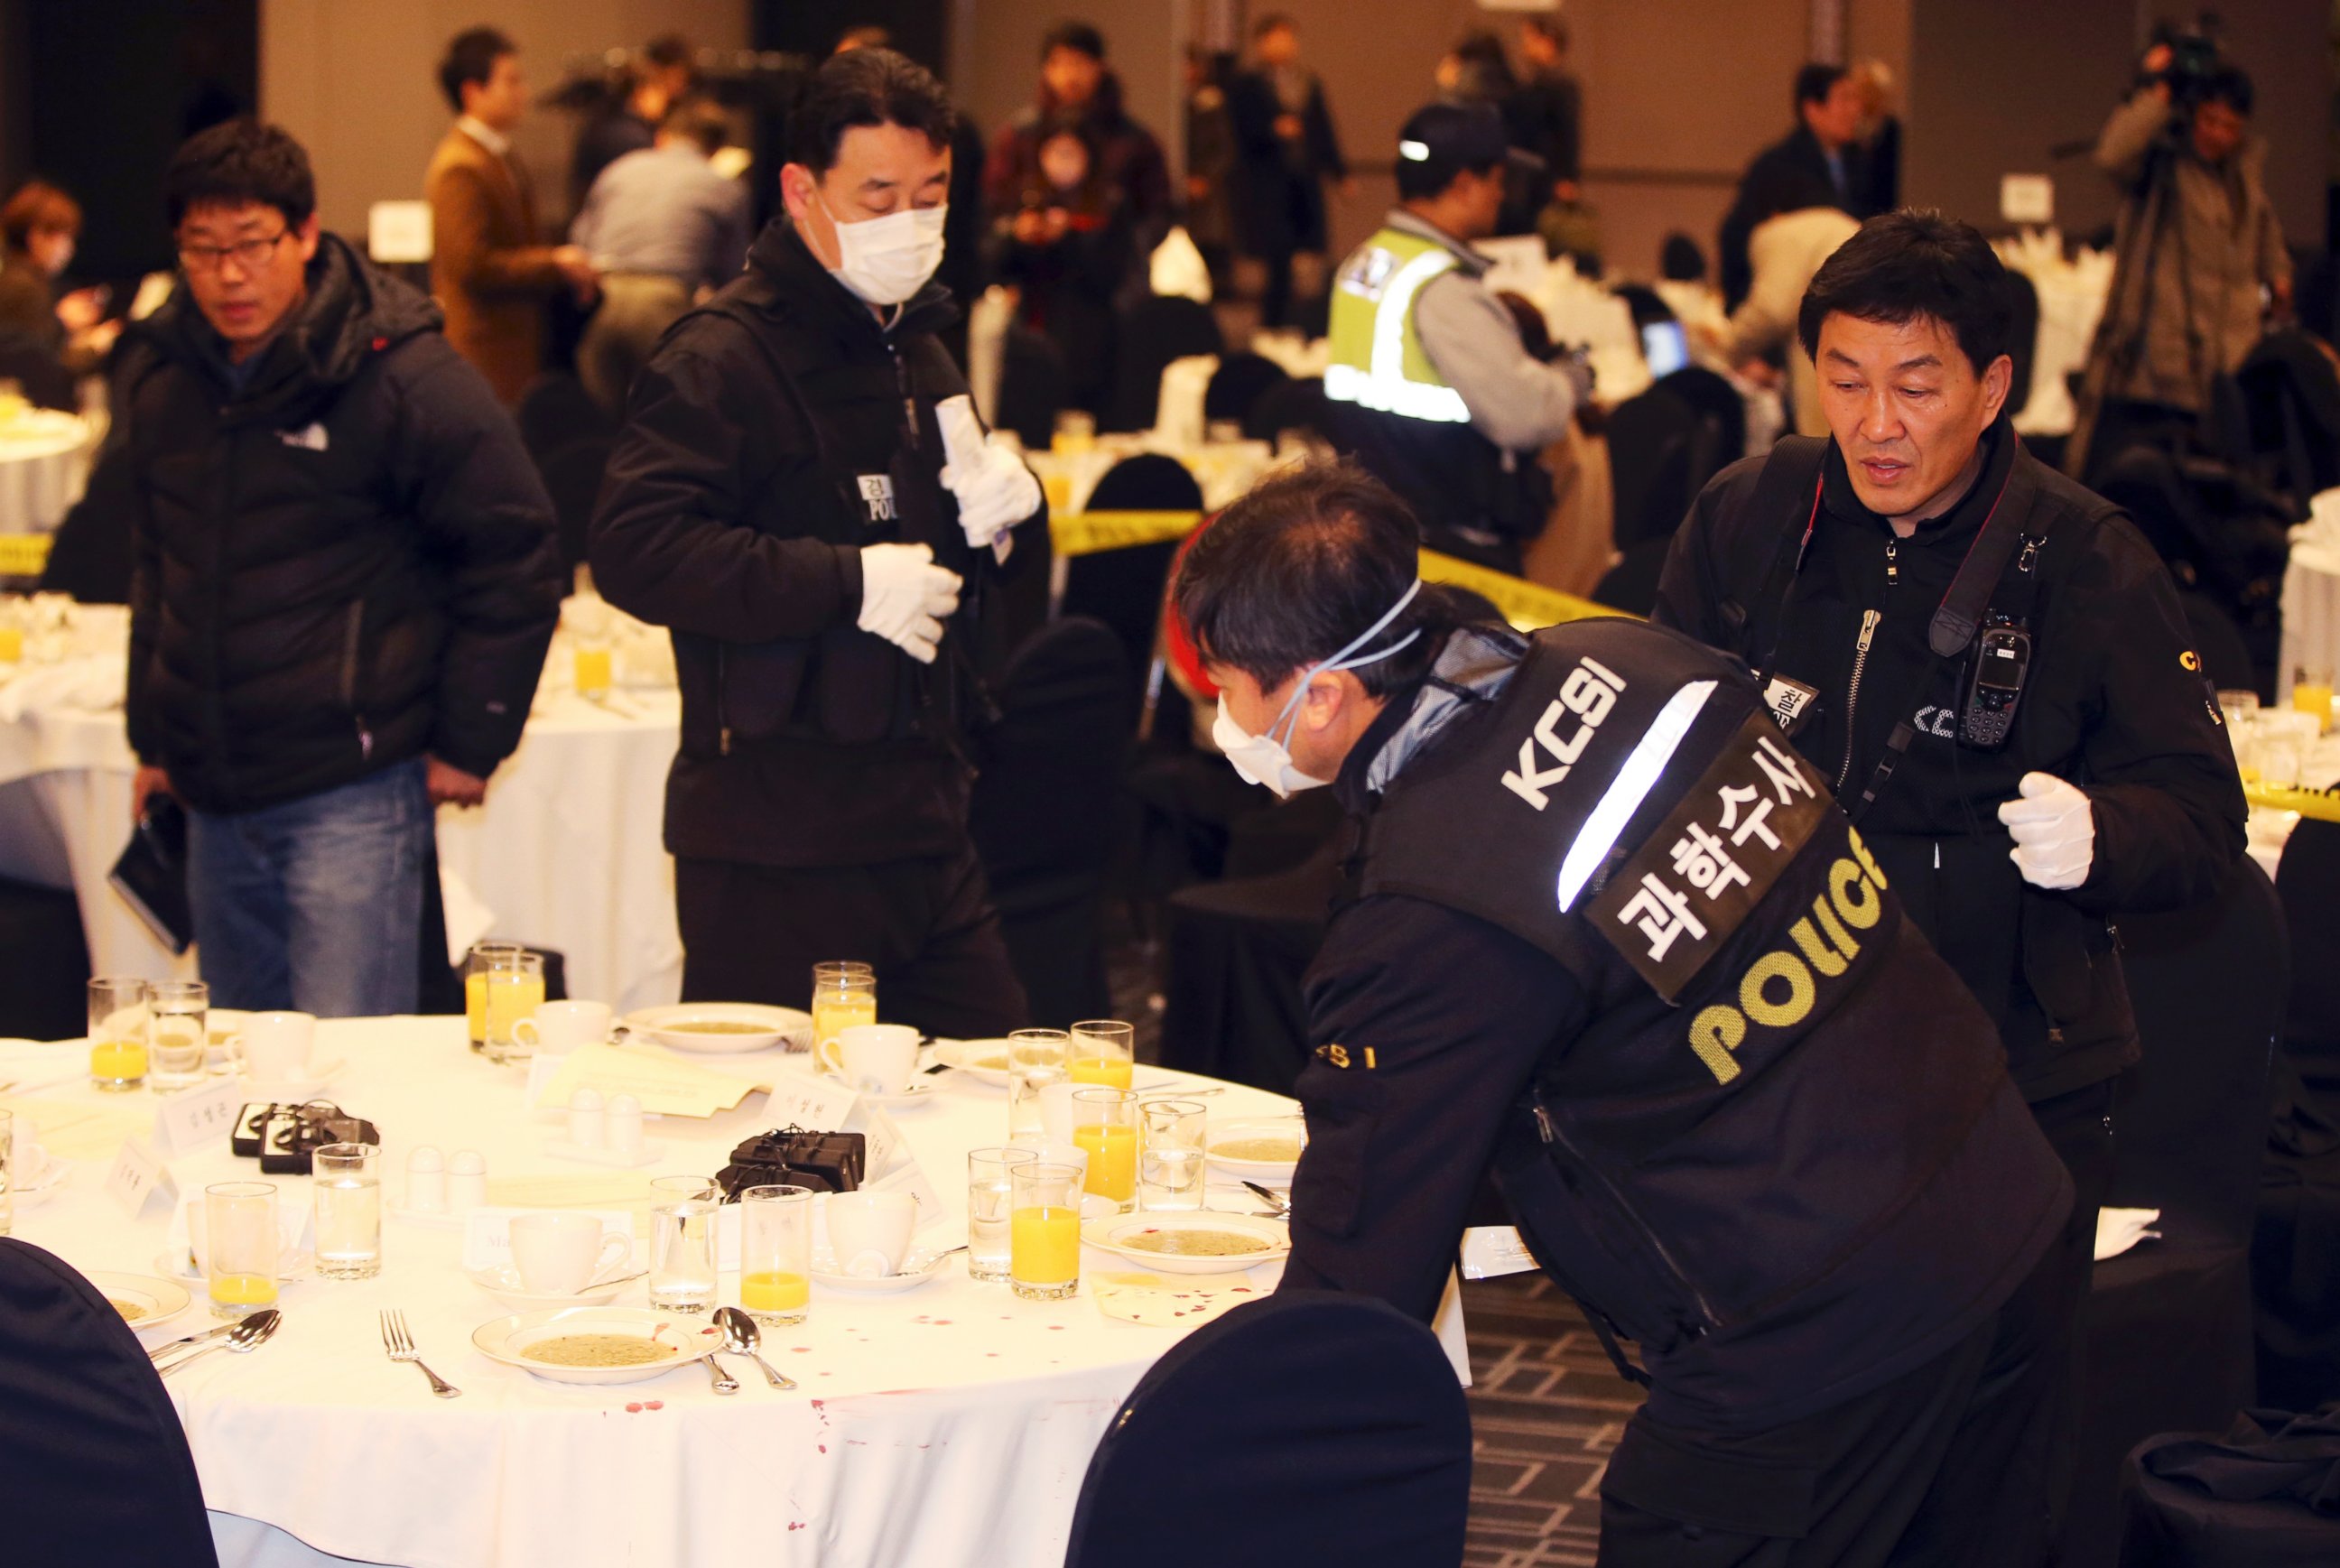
1228 14 1348 330
424 27 597 405
1718 63 1869 311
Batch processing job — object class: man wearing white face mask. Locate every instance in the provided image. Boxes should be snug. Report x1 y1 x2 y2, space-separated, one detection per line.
590 48 1045 1035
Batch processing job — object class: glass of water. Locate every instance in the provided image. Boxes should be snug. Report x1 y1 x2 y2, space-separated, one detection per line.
312 1143 382 1279
1006 1028 1069 1141
647 1175 719 1313
1139 1099 1209 1211
966 1146 1038 1282
148 980 209 1090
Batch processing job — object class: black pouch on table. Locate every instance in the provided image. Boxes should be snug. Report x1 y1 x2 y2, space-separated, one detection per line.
715 1126 867 1198
256 1101 382 1175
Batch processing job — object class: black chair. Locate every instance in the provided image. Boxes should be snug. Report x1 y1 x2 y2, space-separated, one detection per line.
995 325 1069 452
0 330 78 412
1658 364 1748 473
1604 384 1700 550
2004 268 2041 423
1242 376 1330 445
1592 537 1672 617
2064 858 2289 1568
0 876 91 1039
1106 295 1223 433
2252 1050 2340 1415
2118 1408 2340 1566
1202 352 1291 431
1063 1292 1471 1568
1061 455 1203 702
967 617 1132 1027
2224 330 2340 516
513 372 612 459
536 437 611 572
2273 819 2340 1090
1157 830 1343 1094
0 1238 219 1567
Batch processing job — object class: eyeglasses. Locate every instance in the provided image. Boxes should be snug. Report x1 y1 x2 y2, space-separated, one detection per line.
176 229 292 274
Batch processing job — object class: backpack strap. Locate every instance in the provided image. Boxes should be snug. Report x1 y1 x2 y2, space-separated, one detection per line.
1718 435 1828 685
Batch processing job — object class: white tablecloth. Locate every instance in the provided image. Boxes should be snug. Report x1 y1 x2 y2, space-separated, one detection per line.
0 614 684 1014
3 1017 1303 1568
0 409 94 533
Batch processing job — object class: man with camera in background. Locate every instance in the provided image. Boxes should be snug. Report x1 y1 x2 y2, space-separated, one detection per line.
2068 27 2291 482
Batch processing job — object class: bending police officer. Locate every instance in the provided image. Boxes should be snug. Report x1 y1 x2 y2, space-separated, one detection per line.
1175 461 2073 1564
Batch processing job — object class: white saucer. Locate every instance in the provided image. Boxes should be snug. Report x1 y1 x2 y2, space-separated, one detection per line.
10 1152 67 1209
154 1247 312 1285
472 1305 713 1385
468 1263 636 1312
622 1003 812 1055
812 1072 939 1109
924 1039 1017 1090
1203 1117 1307 1182
809 1244 952 1294
238 1056 347 1100
1080 1211 1291 1276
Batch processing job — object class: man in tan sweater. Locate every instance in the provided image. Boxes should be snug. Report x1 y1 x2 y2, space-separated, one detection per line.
423 27 596 405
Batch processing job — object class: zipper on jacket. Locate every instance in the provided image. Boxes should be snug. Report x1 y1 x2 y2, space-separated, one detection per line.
1883 538 1900 589
339 600 373 761
1837 608 1883 791
1531 1102 1723 1333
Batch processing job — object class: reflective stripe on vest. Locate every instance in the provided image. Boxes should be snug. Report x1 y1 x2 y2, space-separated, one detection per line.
1325 229 1473 425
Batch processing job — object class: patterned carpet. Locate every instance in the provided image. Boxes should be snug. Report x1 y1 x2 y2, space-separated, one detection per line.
1461 1273 1640 1567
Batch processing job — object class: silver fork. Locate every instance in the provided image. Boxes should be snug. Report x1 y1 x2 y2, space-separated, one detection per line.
380 1307 461 1398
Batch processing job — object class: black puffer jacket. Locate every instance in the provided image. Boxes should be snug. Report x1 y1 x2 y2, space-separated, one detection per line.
118 234 562 813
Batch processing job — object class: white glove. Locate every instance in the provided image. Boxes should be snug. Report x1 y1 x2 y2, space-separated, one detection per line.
856 543 961 664
935 394 1041 552
1997 771 2095 890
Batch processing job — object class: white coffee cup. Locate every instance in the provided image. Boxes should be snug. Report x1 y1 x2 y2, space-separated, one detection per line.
237 1011 316 1081
508 1212 631 1295
824 1024 920 1096
513 999 613 1054
823 1189 918 1277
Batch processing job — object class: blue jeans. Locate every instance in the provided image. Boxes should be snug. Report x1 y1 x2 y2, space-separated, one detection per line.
185 759 429 1017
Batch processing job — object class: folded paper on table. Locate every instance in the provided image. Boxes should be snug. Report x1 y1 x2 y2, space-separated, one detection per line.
531 1042 763 1118
2094 1206 2161 1263
3 1095 158 1161
1460 1225 1537 1280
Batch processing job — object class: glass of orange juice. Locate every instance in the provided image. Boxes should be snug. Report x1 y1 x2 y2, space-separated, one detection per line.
206 1181 281 1318
88 976 150 1091
1010 1162 1084 1301
480 949 546 1064
573 642 613 701
462 941 524 1052
1072 1088 1139 1211
811 961 877 1059
2292 663 2334 736
1068 1019 1135 1092
739 1184 813 1325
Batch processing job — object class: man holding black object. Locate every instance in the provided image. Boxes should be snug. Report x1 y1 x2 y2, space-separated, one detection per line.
1654 210 2245 1526
590 48 1044 1037
1175 461 2073 1563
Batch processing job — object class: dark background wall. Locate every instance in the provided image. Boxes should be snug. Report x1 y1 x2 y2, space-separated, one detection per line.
754 0 945 73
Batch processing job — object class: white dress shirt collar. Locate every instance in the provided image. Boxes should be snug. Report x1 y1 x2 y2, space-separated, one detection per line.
457 116 511 159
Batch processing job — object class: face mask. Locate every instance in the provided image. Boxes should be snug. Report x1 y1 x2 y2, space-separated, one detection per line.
1212 580 1425 799
814 190 948 306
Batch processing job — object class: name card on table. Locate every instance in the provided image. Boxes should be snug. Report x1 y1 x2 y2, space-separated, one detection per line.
531 1043 763 1118
842 1102 906 1176
151 1076 244 1159
761 1072 862 1133
106 1137 178 1218
1459 1226 1538 1281
868 1158 946 1236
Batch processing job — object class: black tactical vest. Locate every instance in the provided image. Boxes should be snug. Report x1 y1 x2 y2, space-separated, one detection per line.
1356 619 2070 1423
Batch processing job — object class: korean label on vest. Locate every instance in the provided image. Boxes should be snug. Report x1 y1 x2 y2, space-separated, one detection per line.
857 474 896 524
1586 712 1832 1002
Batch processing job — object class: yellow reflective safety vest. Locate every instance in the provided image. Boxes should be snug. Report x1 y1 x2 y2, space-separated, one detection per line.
1325 225 1472 424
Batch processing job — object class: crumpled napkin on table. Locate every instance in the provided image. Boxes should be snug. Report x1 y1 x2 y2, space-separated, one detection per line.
0 653 127 723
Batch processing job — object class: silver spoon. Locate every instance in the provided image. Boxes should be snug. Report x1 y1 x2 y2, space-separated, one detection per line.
1242 1181 1292 1215
699 1348 740 1396
157 1308 279 1377
715 1305 796 1390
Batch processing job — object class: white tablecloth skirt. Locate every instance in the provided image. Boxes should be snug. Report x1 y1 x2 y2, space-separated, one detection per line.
0 411 94 533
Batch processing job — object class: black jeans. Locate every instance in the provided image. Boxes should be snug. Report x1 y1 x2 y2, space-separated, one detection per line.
2026 1077 2122 1547
674 843 1029 1039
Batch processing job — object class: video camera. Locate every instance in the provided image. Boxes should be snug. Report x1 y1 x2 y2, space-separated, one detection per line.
2146 18 2228 110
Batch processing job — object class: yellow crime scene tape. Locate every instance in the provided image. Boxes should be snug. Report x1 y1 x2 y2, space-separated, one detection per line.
1047 509 1630 630
2244 782 2340 823
0 534 53 578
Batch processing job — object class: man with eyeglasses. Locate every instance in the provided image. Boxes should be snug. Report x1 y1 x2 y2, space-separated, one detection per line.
98 120 562 1016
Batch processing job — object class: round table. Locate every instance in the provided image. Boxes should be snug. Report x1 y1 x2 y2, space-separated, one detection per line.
0 408 93 533
2280 537 2340 700
0 612 686 1014
3 1018 1301 1567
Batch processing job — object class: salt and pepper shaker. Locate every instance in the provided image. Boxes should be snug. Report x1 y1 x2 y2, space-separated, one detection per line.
567 1087 605 1149
447 1148 488 1211
607 1093 645 1159
406 1146 447 1213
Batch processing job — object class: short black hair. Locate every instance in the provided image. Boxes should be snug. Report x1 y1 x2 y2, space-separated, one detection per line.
1174 461 1458 700
786 47 957 175
163 118 316 230
2200 64 2255 115
661 96 730 156
1797 209 2014 377
1397 151 1493 203
1659 232 1707 283
439 26 515 115
1252 13 1295 39
1794 62 1847 111
1043 22 1106 61
643 33 692 73
1523 14 1570 51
